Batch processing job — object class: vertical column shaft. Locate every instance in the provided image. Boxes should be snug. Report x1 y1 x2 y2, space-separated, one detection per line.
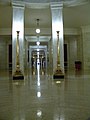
12 3 25 76
50 2 64 74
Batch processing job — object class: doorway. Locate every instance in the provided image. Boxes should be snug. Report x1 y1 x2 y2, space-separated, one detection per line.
64 44 68 70
8 44 12 70
29 46 47 75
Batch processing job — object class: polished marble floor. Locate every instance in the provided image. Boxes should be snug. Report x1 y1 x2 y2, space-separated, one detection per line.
0 67 90 120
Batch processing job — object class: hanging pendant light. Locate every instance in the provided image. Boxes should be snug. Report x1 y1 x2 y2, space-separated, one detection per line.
36 19 40 34
36 36 40 46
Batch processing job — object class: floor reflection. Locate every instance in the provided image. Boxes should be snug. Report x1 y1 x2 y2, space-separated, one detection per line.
0 69 90 120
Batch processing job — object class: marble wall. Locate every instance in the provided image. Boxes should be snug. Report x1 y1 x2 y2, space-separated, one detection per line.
82 26 90 70
64 26 90 71
0 36 10 70
64 35 78 69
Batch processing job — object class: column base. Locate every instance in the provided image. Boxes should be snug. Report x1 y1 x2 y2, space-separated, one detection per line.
13 70 24 80
53 68 64 79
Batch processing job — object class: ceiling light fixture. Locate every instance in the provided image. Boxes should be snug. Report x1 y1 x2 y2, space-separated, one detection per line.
36 41 40 46
36 36 40 46
36 19 40 34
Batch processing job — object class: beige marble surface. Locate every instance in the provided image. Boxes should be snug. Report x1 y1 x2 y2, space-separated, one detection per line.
0 68 90 120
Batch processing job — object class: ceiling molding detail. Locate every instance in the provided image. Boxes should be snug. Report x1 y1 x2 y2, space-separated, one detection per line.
0 0 89 7
25 36 51 42
64 28 80 35
81 25 90 33
0 28 11 35
63 0 89 7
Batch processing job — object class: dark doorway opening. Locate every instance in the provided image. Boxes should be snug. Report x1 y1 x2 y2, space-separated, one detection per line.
64 44 67 69
9 44 12 70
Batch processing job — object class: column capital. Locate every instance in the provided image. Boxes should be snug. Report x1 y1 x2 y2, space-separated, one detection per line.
12 1 25 9
50 2 63 10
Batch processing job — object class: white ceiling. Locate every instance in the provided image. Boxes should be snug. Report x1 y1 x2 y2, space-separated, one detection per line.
0 0 90 30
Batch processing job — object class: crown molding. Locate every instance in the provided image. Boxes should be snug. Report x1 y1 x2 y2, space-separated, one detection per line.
81 25 90 33
50 2 63 10
64 28 80 35
25 35 51 42
0 28 11 35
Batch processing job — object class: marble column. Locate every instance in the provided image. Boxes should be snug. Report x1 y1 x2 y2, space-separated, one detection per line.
12 2 25 79
50 2 64 78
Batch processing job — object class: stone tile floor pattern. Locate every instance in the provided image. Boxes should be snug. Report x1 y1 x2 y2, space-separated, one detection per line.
0 69 90 120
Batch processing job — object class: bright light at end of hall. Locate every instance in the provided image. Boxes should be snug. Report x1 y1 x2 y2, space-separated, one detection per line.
37 49 39 51
36 28 40 33
37 110 42 117
36 41 40 45
56 81 61 84
37 92 41 97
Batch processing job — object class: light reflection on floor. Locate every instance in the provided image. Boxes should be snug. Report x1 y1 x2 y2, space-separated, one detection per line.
0 68 90 120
